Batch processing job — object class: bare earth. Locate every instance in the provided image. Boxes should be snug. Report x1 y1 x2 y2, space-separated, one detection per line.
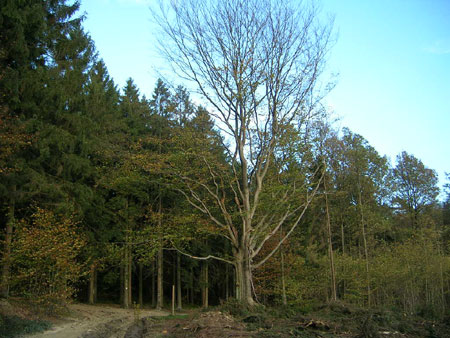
26 304 255 338
29 303 169 338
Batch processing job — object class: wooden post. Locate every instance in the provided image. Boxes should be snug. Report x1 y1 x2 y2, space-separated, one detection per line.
172 285 175 316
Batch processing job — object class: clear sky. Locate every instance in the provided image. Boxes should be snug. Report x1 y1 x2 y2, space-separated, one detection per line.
79 0 450 194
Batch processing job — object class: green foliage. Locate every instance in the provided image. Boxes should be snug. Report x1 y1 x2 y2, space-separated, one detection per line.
220 298 264 318
392 151 439 228
0 314 51 338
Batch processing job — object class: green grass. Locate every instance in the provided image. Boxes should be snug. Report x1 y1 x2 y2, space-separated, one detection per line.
0 314 51 338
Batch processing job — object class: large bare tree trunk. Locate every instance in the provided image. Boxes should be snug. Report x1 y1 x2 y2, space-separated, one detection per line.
157 0 331 307
234 248 254 306
1 185 15 299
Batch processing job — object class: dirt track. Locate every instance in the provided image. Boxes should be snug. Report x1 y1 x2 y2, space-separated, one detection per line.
29 303 169 338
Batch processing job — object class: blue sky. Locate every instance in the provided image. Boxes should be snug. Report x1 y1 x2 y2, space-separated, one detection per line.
79 0 450 194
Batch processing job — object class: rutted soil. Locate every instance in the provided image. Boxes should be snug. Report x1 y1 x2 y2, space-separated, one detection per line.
28 306 254 338
29 303 168 338
22 302 450 337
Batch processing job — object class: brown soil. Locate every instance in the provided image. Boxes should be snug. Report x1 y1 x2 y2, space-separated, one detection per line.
140 311 254 338
27 303 169 338
25 305 255 338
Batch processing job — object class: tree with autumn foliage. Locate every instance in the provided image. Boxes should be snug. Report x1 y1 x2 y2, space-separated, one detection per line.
10 208 86 311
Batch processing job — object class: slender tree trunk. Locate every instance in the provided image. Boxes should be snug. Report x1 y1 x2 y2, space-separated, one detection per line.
151 259 156 307
88 264 96 304
340 219 346 298
1 185 15 298
358 186 371 307
177 251 182 310
280 227 287 305
156 191 164 309
139 262 143 307
324 180 337 302
128 247 132 305
190 266 194 305
120 264 124 305
202 261 209 308
123 245 129 308
439 247 446 314
94 268 98 303
225 263 229 301
157 246 163 309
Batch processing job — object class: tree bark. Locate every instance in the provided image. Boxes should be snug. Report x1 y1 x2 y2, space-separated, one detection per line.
157 246 163 309
280 227 287 305
202 261 209 308
88 264 96 305
128 247 132 305
225 263 229 300
177 251 182 310
123 245 129 308
151 259 156 307
234 248 254 306
1 185 15 299
190 266 194 305
358 185 371 307
156 189 164 310
324 179 337 302
139 262 143 307
120 264 124 305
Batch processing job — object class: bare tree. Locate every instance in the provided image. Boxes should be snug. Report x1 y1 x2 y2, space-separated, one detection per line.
154 0 333 305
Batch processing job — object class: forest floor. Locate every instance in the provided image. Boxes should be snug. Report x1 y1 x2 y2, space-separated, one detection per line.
2 300 450 337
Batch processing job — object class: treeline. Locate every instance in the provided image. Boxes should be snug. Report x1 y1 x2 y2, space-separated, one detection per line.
1 0 450 318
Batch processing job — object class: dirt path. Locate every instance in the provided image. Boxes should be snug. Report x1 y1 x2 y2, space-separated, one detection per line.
29 303 169 338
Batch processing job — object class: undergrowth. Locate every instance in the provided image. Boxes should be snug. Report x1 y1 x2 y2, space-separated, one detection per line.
0 314 51 337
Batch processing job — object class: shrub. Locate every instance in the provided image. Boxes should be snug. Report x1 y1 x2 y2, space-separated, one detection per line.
0 314 51 337
10 208 86 313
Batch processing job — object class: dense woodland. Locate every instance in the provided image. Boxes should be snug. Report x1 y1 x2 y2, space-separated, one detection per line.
1 0 450 319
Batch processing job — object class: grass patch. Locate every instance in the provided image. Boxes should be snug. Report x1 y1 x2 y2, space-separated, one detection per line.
0 314 51 338
151 313 189 321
